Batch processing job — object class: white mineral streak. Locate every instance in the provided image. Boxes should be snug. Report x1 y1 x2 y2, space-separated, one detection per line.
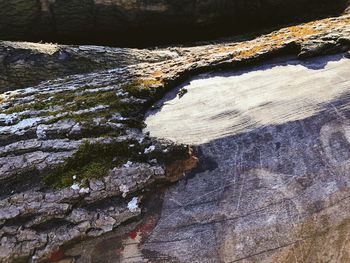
0 117 43 135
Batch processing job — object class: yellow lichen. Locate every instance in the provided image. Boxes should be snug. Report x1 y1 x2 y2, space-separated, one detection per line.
212 15 347 60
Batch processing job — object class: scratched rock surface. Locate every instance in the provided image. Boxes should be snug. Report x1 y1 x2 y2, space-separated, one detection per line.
141 54 350 262
60 47 350 263
0 15 350 263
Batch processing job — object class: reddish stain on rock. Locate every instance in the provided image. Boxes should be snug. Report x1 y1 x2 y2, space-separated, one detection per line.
128 229 138 239
49 250 66 262
127 215 158 241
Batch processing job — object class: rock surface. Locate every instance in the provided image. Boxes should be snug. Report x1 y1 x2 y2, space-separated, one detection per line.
140 54 350 262
0 41 178 92
0 0 349 46
0 163 163 262
0 14 349 262
145 54 350 144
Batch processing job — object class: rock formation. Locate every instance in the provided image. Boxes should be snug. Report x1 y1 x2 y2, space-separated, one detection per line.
0 0 349 46
0 6 350 263
0 41 178 92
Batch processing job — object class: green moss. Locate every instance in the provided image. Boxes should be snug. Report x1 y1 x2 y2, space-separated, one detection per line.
121 79 162 97
3 104 28 114
42 90 136 116
149 143 190 165
78 121 121 138
43 139 190 189
52 162 110 189
3 79 156 115
3 100 47 114
3 79 184 190
71 92 114 111
44 140 142 189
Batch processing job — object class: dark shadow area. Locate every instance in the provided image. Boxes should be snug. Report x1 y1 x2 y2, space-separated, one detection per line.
0 169 42 198
0 0 348 47
185 147 219 182
150 89 350 217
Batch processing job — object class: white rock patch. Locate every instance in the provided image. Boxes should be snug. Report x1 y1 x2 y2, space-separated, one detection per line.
127 197 140 213
144 145 155 154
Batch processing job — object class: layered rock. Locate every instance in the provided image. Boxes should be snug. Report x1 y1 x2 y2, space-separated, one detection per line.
0 15 349 262
0 0 349 46
0 41 178 92
0 163 164 262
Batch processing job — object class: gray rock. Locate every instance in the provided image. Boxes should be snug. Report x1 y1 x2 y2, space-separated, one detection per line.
0 14 350 263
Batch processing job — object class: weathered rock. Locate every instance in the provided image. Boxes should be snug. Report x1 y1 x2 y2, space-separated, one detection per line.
0 15 349 263
0 163 174 262
0 41 179 91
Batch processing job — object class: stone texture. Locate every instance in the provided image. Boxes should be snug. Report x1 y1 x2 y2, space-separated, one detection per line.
0 14 349 263
0 41 178 91
0 163 176 262
140 55 350 263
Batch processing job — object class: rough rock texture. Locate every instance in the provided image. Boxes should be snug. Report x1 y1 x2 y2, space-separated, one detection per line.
0 163 163 262
0 15 349 262
0 41 178 92
143 114 350 263
0 0 349 46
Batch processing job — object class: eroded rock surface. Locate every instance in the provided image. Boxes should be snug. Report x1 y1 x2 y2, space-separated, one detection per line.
0 163 163 261
0 41 179 92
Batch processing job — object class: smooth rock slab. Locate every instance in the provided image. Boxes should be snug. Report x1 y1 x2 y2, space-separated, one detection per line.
139 54 350 262
145 54 350 145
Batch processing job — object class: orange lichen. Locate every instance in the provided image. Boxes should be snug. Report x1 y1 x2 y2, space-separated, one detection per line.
211 15 350 60
151 70 163 78
286 25 322 39
236 46 263 58
138 78 163 87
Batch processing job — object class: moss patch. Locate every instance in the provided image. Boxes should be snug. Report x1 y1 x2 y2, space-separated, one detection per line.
2 76 188 189
121 79 162 98
2 78 161 115
43 138 190 189
44 140 142 189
